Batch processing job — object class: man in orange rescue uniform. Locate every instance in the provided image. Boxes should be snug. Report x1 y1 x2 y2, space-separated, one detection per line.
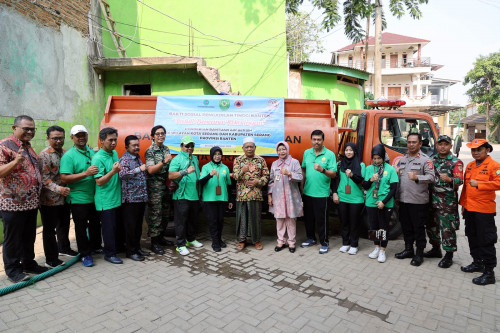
459 139 500 285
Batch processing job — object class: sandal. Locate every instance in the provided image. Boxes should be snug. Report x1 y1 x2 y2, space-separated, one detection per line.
237 242 246 250
255 242 263 250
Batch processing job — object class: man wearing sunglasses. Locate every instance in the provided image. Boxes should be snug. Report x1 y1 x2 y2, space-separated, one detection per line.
0 115 46 283
169 135 203 256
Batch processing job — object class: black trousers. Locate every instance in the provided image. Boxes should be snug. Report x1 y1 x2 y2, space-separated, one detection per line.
464 210 497 268
303 195 329 246
204 201 226 247
338 202 363 247
399 202 428 250
99 207 119 257
40 204 71 262
121 202 146 255
70 203 102 257
366 206 393 248
174 199 199 247
0 209 37 278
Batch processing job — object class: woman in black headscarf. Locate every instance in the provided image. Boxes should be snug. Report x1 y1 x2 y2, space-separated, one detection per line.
332 142 365 255
362 144 399 263
200 147 233 252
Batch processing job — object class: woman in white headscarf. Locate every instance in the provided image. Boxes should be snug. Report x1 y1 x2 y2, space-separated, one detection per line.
268 141 303 253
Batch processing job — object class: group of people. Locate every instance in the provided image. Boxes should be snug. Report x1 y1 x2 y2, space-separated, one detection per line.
0 115 498 286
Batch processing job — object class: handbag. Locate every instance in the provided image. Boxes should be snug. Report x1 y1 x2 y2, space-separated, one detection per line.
368 229 387 241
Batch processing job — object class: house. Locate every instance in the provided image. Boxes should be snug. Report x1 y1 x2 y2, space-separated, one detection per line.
331 32 461 135
460 103 499 142
288 62 369 121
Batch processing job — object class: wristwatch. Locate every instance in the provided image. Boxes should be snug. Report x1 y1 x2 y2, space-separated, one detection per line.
321 168 326 174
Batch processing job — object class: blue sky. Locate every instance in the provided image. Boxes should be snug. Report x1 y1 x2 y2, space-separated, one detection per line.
305 0 500 106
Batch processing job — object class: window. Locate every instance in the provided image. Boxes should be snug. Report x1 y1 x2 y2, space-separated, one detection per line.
123 84 151 96
346 113 359 130
348 56 353 67
381 55 386 68
402 54 407 64
379 117 436 156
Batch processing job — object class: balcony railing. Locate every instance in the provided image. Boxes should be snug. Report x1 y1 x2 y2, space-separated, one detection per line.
337 57 431 71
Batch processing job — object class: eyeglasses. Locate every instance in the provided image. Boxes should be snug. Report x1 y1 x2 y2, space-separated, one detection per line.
49 137 65 142
20 127 36 133
185 143 195 149
155 132 166 137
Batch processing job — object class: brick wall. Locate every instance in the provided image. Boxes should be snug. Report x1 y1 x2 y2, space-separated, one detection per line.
0 0 91 35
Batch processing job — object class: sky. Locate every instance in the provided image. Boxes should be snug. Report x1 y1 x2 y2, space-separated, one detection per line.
302 0 500 107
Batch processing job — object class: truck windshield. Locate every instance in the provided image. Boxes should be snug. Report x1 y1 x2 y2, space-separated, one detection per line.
380 117 436 156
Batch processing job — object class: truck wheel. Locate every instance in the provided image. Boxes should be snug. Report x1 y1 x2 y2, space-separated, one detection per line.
360 205 403 240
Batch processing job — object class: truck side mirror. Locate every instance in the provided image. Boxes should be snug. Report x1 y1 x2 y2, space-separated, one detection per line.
454 136 462 157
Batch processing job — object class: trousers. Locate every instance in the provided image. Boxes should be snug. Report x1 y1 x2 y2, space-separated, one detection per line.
303 195 329 246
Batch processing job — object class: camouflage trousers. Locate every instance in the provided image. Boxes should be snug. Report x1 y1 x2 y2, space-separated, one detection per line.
145 182 171 238
426 199 459 252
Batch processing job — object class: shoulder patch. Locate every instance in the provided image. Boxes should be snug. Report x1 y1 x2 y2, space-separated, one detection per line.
426 160 434 170
496 170 500 176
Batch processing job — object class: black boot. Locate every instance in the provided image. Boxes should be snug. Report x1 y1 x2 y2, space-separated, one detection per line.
395 244 414 259
472 268 496 286
410 248 424 266
461 261 484 273
438 252 453 268
158 236 174 246
424 246 443 258
150 237 165 255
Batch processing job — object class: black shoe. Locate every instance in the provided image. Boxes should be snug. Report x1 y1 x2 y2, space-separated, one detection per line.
424 246 443 258
126 253 145 261
104 256 123 264
157 237 174 246
151 242 165 255
438 252 453 268
289 246 296 253
395 245 414 259
410 255 424 266
461 261 484 273
45 259 65 269
472 269 496 286
59 249 79 257
137 248 151 257
24 264 49 274
8 272 30 284
220 241 227 248
212 246 222 252
274 244 287 252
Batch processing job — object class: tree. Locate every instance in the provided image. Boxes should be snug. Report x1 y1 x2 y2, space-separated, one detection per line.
464 52 500 140
286 12 326 62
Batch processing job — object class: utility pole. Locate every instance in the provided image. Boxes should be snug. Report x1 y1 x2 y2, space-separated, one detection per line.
373 0 382 98
364 1 371 72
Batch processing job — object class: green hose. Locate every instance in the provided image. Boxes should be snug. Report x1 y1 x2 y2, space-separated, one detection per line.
0 254 81 297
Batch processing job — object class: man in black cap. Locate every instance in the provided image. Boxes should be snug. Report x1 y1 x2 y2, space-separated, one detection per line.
425 135 463 268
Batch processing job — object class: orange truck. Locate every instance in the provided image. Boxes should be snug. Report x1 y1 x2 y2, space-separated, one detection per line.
101 96 442 239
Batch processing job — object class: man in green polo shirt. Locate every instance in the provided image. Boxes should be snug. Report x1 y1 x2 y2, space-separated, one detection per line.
92 127 123 264
301 129 337 254
60 125 102 267
168 135 203 256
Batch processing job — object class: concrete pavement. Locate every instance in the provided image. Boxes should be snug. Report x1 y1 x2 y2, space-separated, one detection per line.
1 145 500 332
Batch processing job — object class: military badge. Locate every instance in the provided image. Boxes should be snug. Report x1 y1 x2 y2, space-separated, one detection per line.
426 160 434 169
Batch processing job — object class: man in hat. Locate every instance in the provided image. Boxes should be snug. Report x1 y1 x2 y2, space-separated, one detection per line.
0 115 47 283
60 125 102 267
168 135 203 256
460 139 500 285
233 137 269 250
424 135 463 268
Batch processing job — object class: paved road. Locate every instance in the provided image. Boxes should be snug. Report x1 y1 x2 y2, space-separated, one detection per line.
1 145 499 332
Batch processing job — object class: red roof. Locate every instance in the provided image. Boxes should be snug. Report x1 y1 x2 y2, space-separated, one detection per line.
336 32 430 52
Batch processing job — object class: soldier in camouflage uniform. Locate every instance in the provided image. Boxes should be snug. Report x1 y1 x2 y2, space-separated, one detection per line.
425 135 464 268
145 125 173 254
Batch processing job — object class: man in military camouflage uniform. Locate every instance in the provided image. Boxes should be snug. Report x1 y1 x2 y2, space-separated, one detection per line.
145 125 173 254
424 135 464 268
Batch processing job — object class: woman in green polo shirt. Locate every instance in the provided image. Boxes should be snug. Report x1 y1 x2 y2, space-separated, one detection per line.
332 142 365 255
200 146 233 252
362 144 399 263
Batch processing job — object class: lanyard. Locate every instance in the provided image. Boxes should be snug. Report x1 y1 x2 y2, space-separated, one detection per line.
74 146 92 164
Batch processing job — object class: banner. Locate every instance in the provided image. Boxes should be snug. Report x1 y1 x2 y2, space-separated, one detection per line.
154 95 285 155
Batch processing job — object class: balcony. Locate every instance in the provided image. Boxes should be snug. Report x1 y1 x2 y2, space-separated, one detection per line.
337 57 431 74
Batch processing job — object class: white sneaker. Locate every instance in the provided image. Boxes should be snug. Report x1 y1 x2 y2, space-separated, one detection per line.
378 250 386 263
339 245 350 253
347 247 358 255
186 240 203 248
176 246 190 256
368 247 380 259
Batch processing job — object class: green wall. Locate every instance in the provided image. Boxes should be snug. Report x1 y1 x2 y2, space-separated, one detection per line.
101 0 288 97
104 69 217 98
301 71 365 122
